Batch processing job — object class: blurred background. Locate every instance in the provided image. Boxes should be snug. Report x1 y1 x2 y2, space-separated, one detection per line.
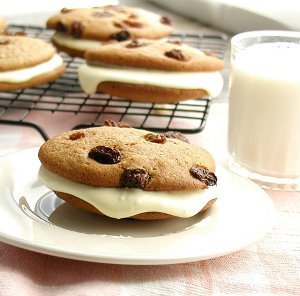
1 0 299 33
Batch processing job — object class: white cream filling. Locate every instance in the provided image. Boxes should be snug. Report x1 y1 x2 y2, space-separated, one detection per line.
0 54 63 83
78 63 224 97
52 32 103 51
38 165 218 219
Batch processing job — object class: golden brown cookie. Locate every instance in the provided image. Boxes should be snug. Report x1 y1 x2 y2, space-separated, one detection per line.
47 5 173 57
38 124 218 220
78 39 224 102
85 40 224 72
0 35 65 91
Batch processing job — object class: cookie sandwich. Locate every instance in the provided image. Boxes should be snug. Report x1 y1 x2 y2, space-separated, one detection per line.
78 39 224 103
0 36 65 91
47 5 173 58
38 122 218 220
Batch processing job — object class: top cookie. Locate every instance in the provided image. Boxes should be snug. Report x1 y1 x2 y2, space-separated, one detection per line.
38 125 216 191
85 39 224 72
0 36 56 71
47 5 173 41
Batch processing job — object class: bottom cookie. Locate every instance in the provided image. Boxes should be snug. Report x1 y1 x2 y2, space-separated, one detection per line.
52 40 85 58
0 64 66 91
98 82 208 103
54 191 217 220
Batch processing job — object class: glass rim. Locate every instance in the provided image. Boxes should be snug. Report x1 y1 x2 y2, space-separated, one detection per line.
231 30 300 50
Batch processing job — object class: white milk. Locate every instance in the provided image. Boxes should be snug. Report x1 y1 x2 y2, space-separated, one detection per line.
228 42 300 178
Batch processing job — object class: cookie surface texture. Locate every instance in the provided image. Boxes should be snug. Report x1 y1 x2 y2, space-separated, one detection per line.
38 126 216 191
0 36 55 71
85 39 224 72
47 6 173 41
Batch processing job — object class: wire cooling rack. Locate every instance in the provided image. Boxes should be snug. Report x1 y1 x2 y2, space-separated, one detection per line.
0 25 227 140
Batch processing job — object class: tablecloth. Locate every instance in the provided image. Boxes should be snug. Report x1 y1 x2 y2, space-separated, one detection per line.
0 103 299 296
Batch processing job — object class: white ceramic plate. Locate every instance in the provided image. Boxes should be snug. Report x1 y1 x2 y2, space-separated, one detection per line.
0 148 274 265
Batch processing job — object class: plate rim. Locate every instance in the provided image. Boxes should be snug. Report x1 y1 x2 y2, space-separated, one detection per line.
0 148 275 265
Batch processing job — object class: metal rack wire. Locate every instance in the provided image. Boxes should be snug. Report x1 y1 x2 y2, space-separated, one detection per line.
0 25 227 140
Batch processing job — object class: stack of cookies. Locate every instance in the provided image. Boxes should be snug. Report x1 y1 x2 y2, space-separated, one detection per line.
0 5 224 102
46 5 224 103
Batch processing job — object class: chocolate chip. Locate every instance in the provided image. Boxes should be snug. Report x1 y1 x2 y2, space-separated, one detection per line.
0 39 9 45
71 21 84 38
92 11 112 17
110 30 131 42
88 146 121 164
123 19 143 28
121 168 150 189
190 165 217 186
69 131 85 140
56 21 67 32
144 133 166 144
165 49 190 61
164 131 189 143
160 16 172 25
126 40 146 48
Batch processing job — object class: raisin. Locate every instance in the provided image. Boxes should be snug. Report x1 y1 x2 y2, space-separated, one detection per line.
128 13 138 19
121 168 150 189
0 39 9 45
126 40 146 48
104 120 131 128
160 16 172 25
123 19 143 28
165 49 190 61
92 11 112 17
190 165 217 186
4 31 26 36
164 131 189 143
203 50 219 58
71 21 84 38
110 30 131 42
61 7 73 13
56 21 67 32
69 131 85 140
168 40 182 46
113 21 128 29
88 146 121 164
144 133 166 144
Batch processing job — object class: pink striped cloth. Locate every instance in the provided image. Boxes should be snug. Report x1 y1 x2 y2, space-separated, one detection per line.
0 105 299 296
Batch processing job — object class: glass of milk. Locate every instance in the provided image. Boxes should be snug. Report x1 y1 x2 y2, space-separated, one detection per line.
227 31 300 190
